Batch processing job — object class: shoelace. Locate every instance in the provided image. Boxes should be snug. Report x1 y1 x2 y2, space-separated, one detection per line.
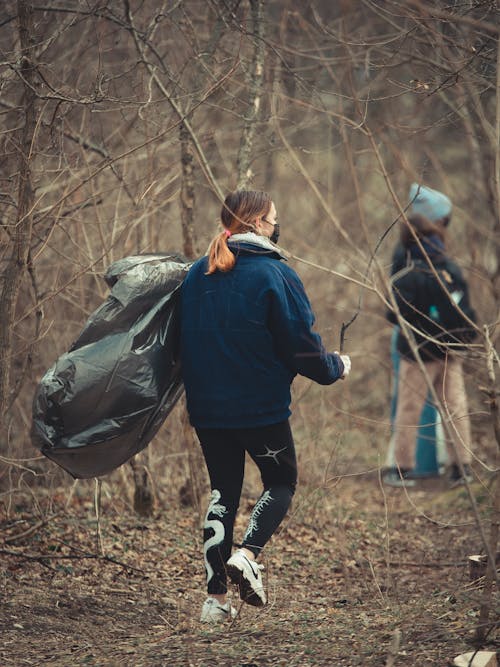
244 556 264 575
207 599 227 608
233 551 265 577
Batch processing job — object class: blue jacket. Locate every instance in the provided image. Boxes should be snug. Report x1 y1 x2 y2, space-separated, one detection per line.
180 237 344 428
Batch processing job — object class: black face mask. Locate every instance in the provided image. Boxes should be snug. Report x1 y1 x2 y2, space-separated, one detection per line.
269 223 280 244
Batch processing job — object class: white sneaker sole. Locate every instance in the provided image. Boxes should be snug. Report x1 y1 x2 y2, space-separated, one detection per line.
226 556 266 607
200 602 237 623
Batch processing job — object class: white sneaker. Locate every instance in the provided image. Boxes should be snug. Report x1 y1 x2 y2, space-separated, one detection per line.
382 468 416 488
200 597 237 624
226 550 266 607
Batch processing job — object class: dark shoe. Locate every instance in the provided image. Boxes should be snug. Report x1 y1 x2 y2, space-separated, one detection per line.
449 463 473 486
383 468 416 487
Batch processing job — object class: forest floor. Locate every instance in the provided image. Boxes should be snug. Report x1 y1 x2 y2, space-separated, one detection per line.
1 470 498 667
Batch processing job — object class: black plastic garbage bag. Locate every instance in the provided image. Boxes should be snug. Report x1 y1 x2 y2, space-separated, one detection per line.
31 253 191 479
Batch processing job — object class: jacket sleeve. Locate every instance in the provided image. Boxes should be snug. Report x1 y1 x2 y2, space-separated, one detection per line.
432 261 478 342
391 242 408 276
267 267 344 385
386 245 411 324
442 261 477 323
389 272 422 325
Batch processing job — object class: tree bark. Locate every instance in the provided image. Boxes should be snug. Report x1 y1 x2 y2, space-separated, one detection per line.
474 327 500 642
180 122 198 260
0 0 37 452
129 457 154 517
236 0 265 190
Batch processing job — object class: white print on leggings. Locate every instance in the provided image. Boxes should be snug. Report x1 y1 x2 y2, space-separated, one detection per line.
256 445 287 464
243 489 274 541
204 489 227 585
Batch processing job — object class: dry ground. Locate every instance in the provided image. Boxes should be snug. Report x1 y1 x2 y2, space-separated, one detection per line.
1 471 498 667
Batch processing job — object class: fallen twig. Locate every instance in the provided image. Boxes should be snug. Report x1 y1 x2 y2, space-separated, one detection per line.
4 512 62 543
385 628 402 667
376 559 467 568
0 547 144 573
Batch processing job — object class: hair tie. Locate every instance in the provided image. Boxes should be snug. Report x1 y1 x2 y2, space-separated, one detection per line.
224 229 232 237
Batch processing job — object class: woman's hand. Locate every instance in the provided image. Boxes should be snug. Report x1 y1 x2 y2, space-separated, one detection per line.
335 352 351 379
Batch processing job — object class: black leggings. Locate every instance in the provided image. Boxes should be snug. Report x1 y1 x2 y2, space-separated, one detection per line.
196 420 297 595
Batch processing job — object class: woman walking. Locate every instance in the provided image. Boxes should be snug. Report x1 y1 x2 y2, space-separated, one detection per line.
180 190 351 623
385 208 477 487
387 183 454 476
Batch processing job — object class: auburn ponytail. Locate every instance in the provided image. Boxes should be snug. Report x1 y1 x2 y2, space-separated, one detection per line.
206 232 236 274
206 190 272 275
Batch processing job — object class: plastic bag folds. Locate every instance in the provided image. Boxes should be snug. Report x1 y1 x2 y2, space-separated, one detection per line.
31 253 191 479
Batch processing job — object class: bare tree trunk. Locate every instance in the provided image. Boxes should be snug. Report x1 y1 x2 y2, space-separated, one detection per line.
178 121 208 512
475 28 500 641
180 122 198 260
0 0 37 452
129 457 154 518
474 327 500 641
124 0 228 514
236 0 265 189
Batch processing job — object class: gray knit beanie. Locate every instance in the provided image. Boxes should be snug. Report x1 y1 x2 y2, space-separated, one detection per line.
408 183 452 222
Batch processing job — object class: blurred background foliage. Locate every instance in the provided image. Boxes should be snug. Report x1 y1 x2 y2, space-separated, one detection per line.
0 0 498 502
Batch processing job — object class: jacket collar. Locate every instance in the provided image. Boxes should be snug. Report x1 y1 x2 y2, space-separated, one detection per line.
228 232 288 260
408 235 446 263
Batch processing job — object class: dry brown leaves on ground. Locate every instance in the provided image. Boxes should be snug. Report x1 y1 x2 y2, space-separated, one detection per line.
0 473 498 666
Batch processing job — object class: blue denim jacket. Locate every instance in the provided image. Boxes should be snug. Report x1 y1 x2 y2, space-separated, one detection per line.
180 237 344 428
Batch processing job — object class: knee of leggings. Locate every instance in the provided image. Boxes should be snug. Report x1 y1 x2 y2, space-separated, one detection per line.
266 481 296 500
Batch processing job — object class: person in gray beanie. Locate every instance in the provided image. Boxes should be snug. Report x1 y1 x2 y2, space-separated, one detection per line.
387 183 454 484
385 210 476 487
